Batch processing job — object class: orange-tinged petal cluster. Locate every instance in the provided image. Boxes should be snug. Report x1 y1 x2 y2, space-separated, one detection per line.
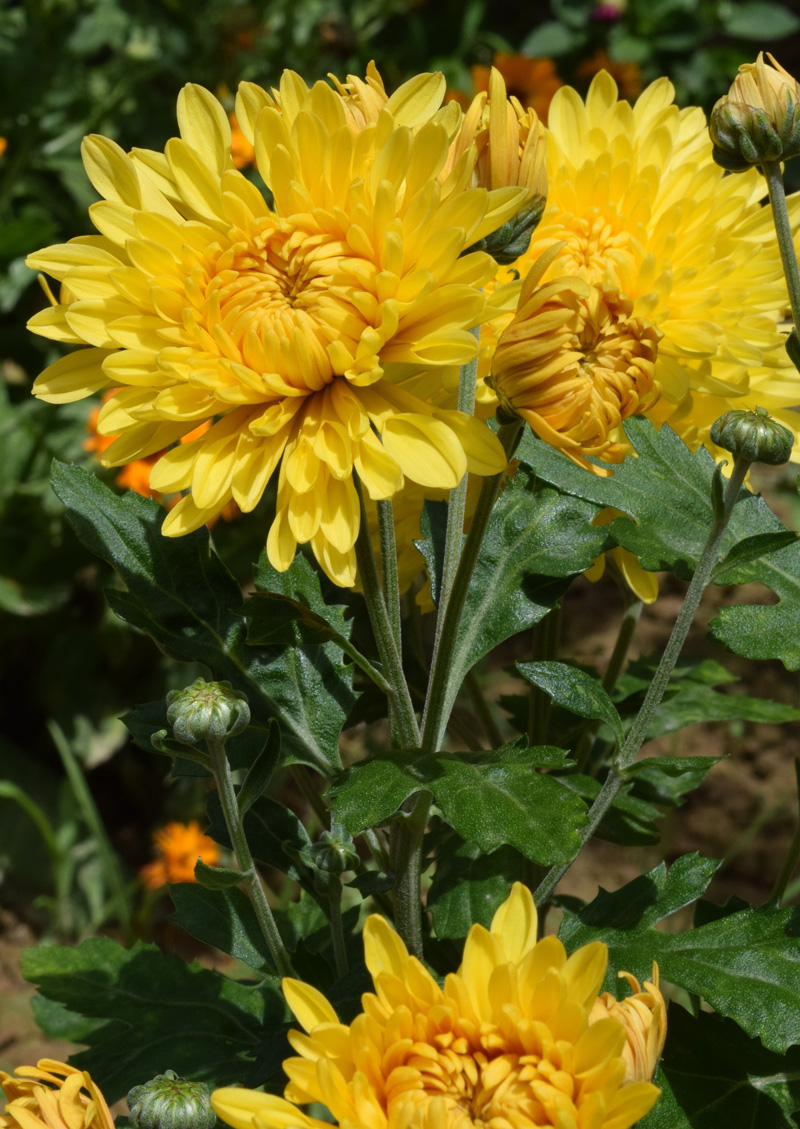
0 1060 114 1129
26 66 535 586
212 884 662 1129
590 967 667 1085
139 819 221 889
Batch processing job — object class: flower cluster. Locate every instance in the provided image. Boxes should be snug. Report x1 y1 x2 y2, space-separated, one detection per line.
212 884 664 1129
140 820 221 889
489 69 800 470
27 65 533 586
0 1061 113 1129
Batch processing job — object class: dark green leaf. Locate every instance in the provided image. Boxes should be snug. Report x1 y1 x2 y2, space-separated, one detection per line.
207 793 315 893
516 419 800 669
51 464 355 772
517 661 624 748
786 328 800 375
623 757 723 808
641 1008 800 1129
428 839 526 938
560 855 800 1052
722 1 800 38
559 773 662 845
170 884 275 974
437 472 607 728
193 859 246 889
23 937 284 1101
414 500 449 607
330 744 585 865
237 722 281 816
712 531 798 582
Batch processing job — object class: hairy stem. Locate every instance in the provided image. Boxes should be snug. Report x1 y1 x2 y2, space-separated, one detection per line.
534 456 750 906
421 420 523 752
327 882 349 977
391 789 431 960
527 605 562 746
763 161 800 329
207 736 294 978
377 499 401 652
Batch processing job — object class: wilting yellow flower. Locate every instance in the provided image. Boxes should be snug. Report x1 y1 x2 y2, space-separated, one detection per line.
483 70 800 465
26 69 525 586
212 884 662 1129
590 967 667 1085
0 1060 114 1129
140 820 221 889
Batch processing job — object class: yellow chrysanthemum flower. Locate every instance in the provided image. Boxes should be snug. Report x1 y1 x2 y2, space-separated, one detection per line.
0 1060 114 1129
590 968 667 1086
212 884 662 1129
26 68 528 586
483 70 800 465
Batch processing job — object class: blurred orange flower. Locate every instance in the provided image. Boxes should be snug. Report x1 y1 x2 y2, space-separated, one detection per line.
0 138 7 158
228 112 255 169
140 821 221 889
472 53 563 121
576 49 642 99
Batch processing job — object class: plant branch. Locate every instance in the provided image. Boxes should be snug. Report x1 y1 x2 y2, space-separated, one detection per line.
763 161 800 329
534 455 751 906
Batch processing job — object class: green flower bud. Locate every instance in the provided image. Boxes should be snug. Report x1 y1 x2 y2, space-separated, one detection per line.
309 822 359 874
469 198 547 265
166 679 250 745
710 407 794 466
127 1071 216 1129
710 52 800 170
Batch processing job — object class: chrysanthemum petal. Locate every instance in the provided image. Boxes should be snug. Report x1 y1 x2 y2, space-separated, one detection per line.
32 348 115 403
490 881 538 964
283 979 340 1033
363 914 410 981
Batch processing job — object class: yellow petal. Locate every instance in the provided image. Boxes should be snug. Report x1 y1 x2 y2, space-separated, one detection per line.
604 1082 661 1129
490 881 538 964
363 913 410 982
283 979 340 1033
177 84 231 174
212 1089 316 1129
385 72 446 128
380 414 467 489
32 348 114 403
562 941 608 1009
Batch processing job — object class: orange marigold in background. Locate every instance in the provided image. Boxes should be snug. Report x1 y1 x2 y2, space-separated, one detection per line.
140 820 220 889
472 53 563 122
575 50 642 100
0 1060 113 1129
228 112 255 169
0 138 7 158
212 883 663 1129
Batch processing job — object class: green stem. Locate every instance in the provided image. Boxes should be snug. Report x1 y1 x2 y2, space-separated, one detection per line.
770 759 800 905
420 420 523 752
207 736 294 978
290 765 330 830
377 499 402 652
763 161 800 329
464 669 504 748
391 789 431 960
354 481 419 749
534 455 750 906
527 605 562 746
327 882 349 977
48 721 133 942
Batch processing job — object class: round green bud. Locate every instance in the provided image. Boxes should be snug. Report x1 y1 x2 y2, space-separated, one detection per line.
309 823 359 874
709 101 785 170
710 407 794 466
127 1071 216 1129
166 679 250 745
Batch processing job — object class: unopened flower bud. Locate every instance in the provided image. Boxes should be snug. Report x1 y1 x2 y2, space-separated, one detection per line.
127 1071 217 1129
166 679 250 745
710 406 794 466
471 198 547 265
309 822 359 874
710 52 800 169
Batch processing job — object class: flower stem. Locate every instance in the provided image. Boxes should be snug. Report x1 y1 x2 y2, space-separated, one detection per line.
354 481 419 749
327 881 349 977
420 420 523 753
390 789 431 960
534 455 751 906
207 736 294 978
527 604 562 746
763 161 800 330
769 759 800 905
377 499 401 651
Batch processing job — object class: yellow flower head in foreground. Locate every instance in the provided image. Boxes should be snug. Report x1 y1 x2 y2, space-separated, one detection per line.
213 884 661 1129
590 969 667 1085
0 1060 114 1129
140 819 221 889
27 67 526 585
484 71 800 466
